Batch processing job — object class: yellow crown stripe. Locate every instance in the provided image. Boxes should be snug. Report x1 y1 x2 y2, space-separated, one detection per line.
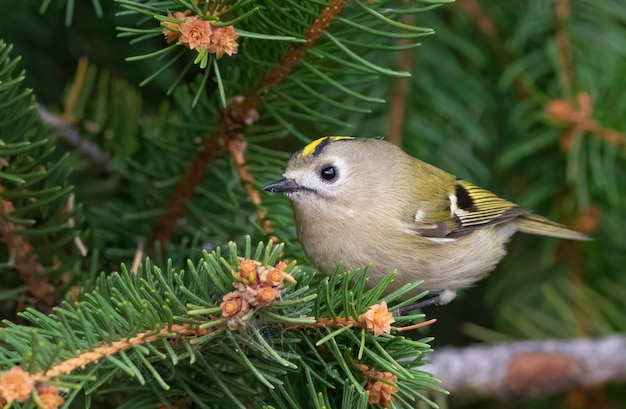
300 136 354 157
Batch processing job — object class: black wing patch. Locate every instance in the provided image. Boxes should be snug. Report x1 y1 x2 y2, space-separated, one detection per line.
454 183 478 212
412 179 530 239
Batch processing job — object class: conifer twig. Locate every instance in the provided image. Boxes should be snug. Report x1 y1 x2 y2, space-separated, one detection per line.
285 312 436 334
0 186 55 306
35 324 210 380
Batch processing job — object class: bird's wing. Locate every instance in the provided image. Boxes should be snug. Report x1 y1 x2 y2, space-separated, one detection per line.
412 179 530 239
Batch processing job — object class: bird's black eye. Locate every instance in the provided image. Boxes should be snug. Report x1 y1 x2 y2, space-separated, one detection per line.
320 166 337 182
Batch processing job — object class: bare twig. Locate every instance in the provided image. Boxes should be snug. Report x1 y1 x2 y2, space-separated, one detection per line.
554 0 574 100
388 4 413 146
38 105 112 172
423 335 626 400
224 133 273 234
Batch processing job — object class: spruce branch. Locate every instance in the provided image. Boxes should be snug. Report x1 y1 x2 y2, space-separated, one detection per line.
0 239 441 408
424 335 626 400
0 40 82 308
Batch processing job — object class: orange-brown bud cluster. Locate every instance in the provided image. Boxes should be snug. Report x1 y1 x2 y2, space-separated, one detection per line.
358 301 394 337
0 367 64 409
37 385 65 409
162 10 240 59
359 364 399 408
220 259 294 330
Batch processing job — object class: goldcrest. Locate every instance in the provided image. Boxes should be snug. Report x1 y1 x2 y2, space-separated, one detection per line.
264 137 590 307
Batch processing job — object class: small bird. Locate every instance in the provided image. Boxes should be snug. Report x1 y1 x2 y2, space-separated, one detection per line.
264 137 590 308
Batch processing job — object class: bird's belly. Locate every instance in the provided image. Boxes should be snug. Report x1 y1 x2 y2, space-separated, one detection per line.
298 220 512 296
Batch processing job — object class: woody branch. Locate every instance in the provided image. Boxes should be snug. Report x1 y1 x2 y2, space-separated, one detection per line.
422 335 626 400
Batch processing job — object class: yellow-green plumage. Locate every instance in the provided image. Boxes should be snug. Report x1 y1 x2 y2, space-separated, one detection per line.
514 213 590 240
264 137 590 305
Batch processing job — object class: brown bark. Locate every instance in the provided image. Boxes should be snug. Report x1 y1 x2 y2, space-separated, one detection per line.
423 335 626 400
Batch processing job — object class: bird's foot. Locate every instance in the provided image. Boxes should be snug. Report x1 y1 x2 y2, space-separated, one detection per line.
393 289 457 316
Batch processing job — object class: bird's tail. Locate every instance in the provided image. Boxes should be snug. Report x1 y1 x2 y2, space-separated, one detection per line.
515 214 591 241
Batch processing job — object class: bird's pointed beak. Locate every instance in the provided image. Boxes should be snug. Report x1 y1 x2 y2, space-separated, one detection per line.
263 178 302 194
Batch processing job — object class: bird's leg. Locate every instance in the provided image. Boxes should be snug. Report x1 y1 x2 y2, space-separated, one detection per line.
393 289 457 316
393 296 441 316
